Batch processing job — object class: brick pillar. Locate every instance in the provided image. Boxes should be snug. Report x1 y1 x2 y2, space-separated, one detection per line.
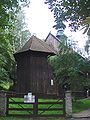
65 90 72 117
0 91 7 116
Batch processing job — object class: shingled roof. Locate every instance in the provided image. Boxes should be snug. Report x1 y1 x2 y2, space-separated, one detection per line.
15 35 57 54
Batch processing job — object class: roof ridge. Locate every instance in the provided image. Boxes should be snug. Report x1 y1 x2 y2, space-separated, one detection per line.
36 36 56 53
14 35 56 54
29 35 34 50
45 32 61 42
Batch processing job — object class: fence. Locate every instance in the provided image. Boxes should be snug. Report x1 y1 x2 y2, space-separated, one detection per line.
0 90 77 117
6 92 65 117
72 91 88 99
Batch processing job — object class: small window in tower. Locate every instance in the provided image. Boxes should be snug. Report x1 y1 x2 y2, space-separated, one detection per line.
51 79 54 86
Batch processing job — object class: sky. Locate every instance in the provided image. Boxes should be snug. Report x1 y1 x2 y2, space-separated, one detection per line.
24 0 87 49
24 0 56 39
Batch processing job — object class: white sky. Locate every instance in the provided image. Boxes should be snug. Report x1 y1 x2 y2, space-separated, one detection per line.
24 0 87 49
24 0 56 39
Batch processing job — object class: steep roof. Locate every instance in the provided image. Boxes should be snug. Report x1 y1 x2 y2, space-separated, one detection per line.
15 35 57 54
45 32 61 42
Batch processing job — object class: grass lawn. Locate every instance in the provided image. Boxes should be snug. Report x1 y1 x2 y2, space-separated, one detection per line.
72 98 90 113
0 117 65 120
8 97 90 114
3 97 65 120
8 98 64 115
1 97 90 120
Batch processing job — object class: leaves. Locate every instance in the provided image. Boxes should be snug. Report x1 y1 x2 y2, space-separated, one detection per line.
12 10 31 51
45 0 90 32
0 0 30 90
49 39 90 91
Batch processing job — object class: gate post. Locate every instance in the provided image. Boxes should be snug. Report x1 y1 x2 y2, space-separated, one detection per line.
33 95 38 116
65 90 72 117
0 91 7 116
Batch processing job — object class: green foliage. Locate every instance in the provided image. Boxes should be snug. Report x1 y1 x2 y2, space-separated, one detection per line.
85 37 90 54
73 99 90 113
82 17 90 35
84 17 90 54
0 117 33 120
12 10 31 51
49 41 90 91
45 0 90 54
0 0 30 90
45 0 90 32
0 81 13 90
0 117 64 120
0 31 15 90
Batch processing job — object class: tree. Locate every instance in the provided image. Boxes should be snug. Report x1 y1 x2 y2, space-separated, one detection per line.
45 0 90 90
45 0 90 33
0 29 16 90
0 0 30 90
84 17 90 55
49 37 90 91
12 10 31 51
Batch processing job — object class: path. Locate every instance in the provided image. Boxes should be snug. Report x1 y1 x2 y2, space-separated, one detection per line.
72 108 90 118
67 108 90 120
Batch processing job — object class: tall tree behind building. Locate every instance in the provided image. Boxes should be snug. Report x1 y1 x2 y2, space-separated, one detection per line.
0 0 30 90
12 10 31 51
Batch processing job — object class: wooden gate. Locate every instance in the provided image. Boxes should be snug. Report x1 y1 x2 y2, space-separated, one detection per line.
6 93 65 117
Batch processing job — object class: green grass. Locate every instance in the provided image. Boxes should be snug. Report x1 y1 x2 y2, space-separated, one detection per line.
0 117 65 120
0 117 33 120
72 98 90 113
8 97 64 115
8 97 90 114
3 97 90 120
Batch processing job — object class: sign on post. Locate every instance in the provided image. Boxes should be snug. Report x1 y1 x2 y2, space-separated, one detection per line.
24 92 35 103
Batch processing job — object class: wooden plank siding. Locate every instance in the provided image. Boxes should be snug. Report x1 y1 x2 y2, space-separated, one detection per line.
15 51 58 94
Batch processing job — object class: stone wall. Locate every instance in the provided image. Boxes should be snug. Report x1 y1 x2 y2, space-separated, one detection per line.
0 91 7 116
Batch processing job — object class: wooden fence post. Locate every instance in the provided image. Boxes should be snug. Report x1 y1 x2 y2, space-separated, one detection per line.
63 92 66 116
33 95 38 116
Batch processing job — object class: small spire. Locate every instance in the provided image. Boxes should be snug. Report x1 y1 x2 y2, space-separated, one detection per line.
32 33 37 36
56 28 64 39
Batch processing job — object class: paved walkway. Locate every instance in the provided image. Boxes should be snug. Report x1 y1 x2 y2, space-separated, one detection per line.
69 117 90 120
72 108 90 118
68 108 90 120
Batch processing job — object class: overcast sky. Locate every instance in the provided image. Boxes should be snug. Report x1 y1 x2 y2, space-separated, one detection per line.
24 0 87 49
24 0 56 39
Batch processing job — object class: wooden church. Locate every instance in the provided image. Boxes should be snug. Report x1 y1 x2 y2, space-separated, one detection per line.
14 34 60 94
